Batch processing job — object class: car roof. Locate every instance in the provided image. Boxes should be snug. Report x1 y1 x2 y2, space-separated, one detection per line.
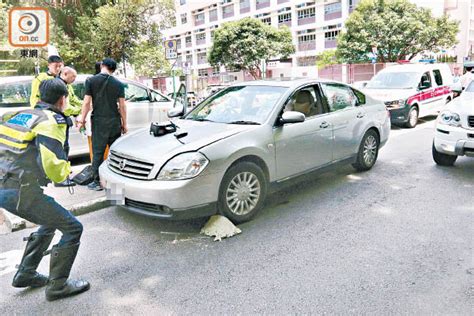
230 78 340 89
380 63 449 74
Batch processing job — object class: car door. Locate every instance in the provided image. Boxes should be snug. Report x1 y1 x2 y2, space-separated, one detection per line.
320 82 365 161
417 71 436 117
431 69 448 109
123 82 156 131
273 85 333 180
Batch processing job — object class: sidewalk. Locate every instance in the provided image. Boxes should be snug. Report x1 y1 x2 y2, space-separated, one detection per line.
0 164 109 234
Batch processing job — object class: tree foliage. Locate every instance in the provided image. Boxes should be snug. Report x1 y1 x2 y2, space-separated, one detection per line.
315 50 341 70
209 18 295 79
337 0 459 63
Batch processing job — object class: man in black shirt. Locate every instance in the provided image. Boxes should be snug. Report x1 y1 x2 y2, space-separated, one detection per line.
77 58 128 191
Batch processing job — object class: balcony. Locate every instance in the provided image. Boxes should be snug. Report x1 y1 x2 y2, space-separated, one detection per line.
298 16 315 26
298 42 316 51
186 41 192 48
324 39 337 49
209 11 218 22
198 58 207 65
222 5 234 19
278 21 291 27
277 0 289 3
195 19 204 26
256 1 270 10
196 38 206 46
324 11 342 21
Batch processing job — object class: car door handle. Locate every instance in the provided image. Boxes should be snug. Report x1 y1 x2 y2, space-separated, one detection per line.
320 121 330 129
356 112 365 118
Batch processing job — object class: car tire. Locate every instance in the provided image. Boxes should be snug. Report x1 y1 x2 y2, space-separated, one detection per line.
432 142 457 166
352 129 380 172
405 106 418 128
218 161 267 224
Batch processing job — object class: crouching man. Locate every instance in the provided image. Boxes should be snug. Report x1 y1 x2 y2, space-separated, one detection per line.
0 79 90 301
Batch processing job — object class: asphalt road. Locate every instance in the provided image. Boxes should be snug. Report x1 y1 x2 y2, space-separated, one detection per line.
0 117 472 315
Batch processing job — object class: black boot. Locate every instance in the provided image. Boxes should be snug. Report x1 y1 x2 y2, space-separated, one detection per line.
12 232 54 288
45 242 90 301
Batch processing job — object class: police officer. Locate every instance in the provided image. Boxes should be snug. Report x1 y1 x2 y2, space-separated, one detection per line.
0 79 90 301
30 55 63 107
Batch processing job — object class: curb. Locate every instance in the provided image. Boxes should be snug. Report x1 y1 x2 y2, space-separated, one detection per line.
0 197 109 234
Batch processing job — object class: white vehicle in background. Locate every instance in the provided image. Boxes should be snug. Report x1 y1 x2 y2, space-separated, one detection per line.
432 80 474 166
363 63 454 128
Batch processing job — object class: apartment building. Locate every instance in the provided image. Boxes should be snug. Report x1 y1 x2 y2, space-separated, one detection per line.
163 0 359 86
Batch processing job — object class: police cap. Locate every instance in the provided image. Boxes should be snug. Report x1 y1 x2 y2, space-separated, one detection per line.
48 55 63 64
39 78 69 105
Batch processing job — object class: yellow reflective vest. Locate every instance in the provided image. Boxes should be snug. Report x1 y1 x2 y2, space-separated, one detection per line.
30 72 55 108
64 83 82 117
0 104 71 184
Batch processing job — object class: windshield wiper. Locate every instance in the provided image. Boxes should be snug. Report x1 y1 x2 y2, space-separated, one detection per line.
188 117 215 122
227 120 261 125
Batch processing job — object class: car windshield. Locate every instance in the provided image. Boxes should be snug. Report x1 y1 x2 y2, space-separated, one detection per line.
366 72 419 89
185 85 287 124
465 80 474 92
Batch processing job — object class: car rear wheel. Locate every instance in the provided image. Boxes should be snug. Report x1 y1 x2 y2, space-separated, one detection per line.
352 129 379 172
218 162 267 224
405 106 418 128
432 142 457 166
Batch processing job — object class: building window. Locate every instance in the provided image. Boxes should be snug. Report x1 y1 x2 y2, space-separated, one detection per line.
195 12 205 24
176 39 181 49
209 9 218 21
222 0 233 3
222 4 234 18
196 33 206 43
298 8 315 19
197 52 207 64
180 13 187 24
198 69 208 77
210 31 215 39
261 17 271 25
180 0 186 5
297 56 317 67
240 0 250 9
186 54 192 64
325 30 340 41
278 13 292 23
298 34 316 43
325 2 342 14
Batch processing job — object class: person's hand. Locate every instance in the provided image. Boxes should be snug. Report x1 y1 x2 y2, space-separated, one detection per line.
76 119 84 129
122 125 128 134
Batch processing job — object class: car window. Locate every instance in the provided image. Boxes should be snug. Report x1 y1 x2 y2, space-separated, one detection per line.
321 83 357 111
0 81 31 108
420 72 432 89
150 90 169 102
433 69 443 86
284 85 325 118
124 83 149 102
351 88 366 105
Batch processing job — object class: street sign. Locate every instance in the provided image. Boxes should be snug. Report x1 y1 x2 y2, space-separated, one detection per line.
164 40 177 60
371 57 376 64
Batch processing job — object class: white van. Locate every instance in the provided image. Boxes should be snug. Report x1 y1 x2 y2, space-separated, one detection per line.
363 63 454 128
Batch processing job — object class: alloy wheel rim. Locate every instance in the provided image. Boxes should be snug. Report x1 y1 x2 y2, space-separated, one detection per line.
226 172 261 216
363 135 377 166
409 109 418 126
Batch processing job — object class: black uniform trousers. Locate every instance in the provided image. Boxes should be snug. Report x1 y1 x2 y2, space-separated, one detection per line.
0 180 83 245
91 116 121 182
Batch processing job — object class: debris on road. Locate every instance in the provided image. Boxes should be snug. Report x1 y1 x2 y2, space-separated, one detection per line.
200 215 241 241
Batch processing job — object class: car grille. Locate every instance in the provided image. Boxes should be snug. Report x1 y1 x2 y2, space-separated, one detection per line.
468 116 474 128
108 151 154 180
125 198 171 215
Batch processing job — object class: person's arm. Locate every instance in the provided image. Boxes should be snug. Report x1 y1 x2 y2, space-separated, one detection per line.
77 79 92 129
30 77 41 107
64 84 82 117
32 117 71 183
118 97 127 134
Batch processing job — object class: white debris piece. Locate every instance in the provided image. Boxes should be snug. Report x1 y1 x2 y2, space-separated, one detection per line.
200 215 242 241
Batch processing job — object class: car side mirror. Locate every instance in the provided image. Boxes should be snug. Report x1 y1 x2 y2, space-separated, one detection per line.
168 102 185 118
419 82 430 90
280 111 305 124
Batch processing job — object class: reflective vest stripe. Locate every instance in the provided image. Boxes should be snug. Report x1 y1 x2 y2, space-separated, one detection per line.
0 125 35 142
0 137 28 149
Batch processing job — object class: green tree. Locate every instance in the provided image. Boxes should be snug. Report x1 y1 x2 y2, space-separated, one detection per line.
209 18 294 79
315 49 341 69
337 0 459 63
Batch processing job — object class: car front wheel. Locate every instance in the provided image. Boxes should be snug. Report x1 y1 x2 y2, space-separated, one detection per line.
218 162 267 224
405 106 419 128
432 142 457 166
352 129 380 172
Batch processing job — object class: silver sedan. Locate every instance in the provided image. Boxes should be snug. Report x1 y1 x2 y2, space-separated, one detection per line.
100 79 391 223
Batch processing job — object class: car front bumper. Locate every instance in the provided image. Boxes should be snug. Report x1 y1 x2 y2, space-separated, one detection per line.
99 163 221 219
389 106 410 124
434 125 474 157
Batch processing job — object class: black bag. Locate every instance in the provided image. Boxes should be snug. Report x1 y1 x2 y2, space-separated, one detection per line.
72 165 94 185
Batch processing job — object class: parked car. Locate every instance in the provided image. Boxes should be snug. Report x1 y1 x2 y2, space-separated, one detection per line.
0 75 175 157
432 80 474 166
99 79 391 223
363 63 454 128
